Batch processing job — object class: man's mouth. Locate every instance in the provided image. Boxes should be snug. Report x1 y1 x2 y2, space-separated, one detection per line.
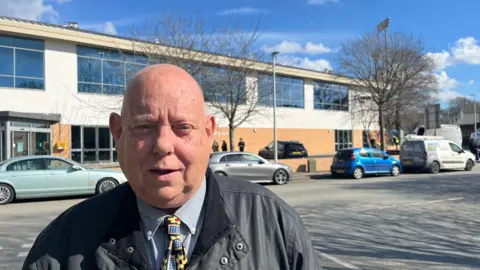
148 169 180 181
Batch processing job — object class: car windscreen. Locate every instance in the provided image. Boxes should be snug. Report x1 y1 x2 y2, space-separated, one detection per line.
335 150 353 162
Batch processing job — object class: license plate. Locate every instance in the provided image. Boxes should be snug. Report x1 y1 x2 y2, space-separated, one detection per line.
336 169 344 173
293 151 302 154
404 160 412 165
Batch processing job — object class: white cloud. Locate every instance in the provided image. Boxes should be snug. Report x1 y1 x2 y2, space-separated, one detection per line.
469 80 475 85
0 0 59 23
263 40 336 55
217 7 269 16
433 71 463 102
277 56 333 72
451 37 480 65
307 0 339 5
428 36 480 71
435 71 458 90
103 22 117 35
427 51 451 71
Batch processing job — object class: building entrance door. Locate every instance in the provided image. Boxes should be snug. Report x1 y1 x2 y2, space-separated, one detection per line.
12 131 29 157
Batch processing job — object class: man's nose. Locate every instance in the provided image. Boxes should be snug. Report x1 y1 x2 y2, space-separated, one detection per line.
153 126 174 156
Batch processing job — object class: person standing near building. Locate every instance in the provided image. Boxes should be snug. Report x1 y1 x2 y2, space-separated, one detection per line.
212 140 219 152
221 140 227 152
238 138 245 152
22 64 321 269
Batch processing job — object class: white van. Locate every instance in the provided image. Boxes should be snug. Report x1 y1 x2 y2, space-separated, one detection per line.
400 135 476 173
412 125 463 147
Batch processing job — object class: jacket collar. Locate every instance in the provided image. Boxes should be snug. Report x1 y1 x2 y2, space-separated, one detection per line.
100 168 234 269
188 168 235 266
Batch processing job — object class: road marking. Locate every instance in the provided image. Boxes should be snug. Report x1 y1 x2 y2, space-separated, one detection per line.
318 251 362 270
17 252 29 257
21 243 33 248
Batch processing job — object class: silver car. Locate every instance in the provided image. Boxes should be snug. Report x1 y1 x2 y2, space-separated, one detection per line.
209 152 293 185
0 155 128 205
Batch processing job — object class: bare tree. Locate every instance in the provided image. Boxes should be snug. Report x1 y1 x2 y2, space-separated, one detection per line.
131 14 270 151
338 31 438 150
351 92 377 147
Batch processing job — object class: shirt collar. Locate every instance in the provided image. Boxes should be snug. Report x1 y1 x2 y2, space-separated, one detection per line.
137 178 207 238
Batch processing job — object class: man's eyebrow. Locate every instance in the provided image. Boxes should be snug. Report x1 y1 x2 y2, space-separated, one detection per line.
130 115 156 122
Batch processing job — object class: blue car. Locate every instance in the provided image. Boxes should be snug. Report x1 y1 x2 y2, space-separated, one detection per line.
330 148 402 179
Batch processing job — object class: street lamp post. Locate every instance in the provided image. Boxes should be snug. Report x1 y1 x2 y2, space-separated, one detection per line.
471 93 477 141
272 51 280 164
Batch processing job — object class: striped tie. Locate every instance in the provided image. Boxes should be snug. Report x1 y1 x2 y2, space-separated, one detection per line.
161 216 188 270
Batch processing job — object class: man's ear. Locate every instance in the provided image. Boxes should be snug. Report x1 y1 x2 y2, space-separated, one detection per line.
205 114 216 139
109 113 123 145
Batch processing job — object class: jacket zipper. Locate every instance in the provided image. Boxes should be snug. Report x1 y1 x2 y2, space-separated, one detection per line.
186 224 235 269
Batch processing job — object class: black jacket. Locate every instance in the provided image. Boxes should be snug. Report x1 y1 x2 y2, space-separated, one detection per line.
22 170 321 269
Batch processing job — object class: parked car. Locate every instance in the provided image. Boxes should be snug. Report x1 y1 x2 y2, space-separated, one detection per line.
400 135 476 173
0 155 128 205
330 148 402 179
209 152 293 185
258 140 308 159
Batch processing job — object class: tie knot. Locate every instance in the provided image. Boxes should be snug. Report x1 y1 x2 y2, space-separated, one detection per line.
164 215 182 239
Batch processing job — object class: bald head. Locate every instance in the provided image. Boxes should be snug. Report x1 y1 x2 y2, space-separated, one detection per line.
121 64 205 120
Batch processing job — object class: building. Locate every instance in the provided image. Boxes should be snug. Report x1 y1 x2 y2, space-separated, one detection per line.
0 16 374 171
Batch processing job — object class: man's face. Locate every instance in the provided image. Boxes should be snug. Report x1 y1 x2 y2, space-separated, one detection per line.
110 66 215 209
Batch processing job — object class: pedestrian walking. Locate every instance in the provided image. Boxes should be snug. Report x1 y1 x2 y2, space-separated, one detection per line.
221 140 227 152
22 64 320 270
238 138 245 152
212 140 219 152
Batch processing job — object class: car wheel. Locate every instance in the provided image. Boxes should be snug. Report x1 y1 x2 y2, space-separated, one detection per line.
353 167 364 179
391 165 401 176
215 172 226 177
0 184 14 205
96 178 118 194
465 159 474 171
429 161 440 174
273 169 289 185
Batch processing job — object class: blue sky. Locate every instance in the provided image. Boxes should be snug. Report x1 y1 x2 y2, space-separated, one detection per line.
3 0 480 103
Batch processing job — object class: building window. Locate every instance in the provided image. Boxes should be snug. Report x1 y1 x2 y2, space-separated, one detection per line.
258 75 304 108
313 81 349 111
77 46 151 95
71 125 116 164
335 130 352 151
0 35 45 90
195 66 246 104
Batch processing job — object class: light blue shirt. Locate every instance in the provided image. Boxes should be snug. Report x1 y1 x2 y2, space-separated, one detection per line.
137 179 206 269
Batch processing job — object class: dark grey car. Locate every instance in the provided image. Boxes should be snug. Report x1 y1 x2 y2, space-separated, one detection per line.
208 152 293 185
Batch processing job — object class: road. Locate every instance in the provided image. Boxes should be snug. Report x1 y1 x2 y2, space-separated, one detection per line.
1 171 479 270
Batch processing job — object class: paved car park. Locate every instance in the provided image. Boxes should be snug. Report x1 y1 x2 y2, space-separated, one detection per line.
1 171 479 269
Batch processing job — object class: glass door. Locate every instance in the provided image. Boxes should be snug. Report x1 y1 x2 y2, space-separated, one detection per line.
31 132 50 155
12 131 29 157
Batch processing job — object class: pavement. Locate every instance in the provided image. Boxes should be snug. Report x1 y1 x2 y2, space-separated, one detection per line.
1 171 479 269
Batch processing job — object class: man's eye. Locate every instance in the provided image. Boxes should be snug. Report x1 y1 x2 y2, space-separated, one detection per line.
172 124 195 135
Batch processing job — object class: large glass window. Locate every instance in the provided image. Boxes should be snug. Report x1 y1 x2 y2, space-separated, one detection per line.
77 46 151 95
258 75 304 108
71 125 115 164
0 35 45 90
196 66 246 104
335 130 353 151
313 81 349 111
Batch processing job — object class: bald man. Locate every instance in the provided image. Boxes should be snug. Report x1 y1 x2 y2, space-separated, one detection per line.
23 64 321 270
